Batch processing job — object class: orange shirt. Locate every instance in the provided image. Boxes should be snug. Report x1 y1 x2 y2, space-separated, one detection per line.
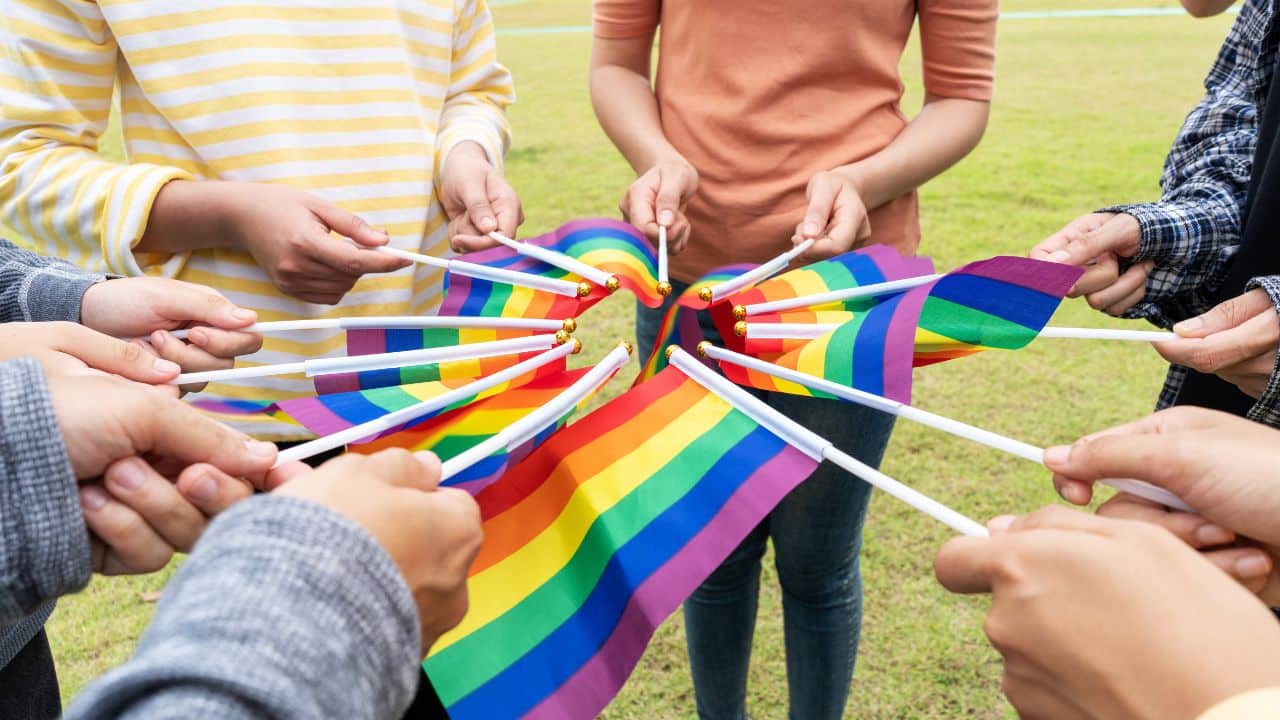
593 0 997 281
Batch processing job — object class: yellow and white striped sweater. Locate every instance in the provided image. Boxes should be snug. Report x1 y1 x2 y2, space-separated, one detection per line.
0 0 514 439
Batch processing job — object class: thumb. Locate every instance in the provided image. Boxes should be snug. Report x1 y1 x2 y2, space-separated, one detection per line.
1043 433 1205 501
801 176 838 239
1174 288 1274 337
655 169 684 228
459 175 499 235
152 282 257 330
58 325 180 382
142 396 279 482
1048 224 1122 266
310 198 390 247
933 535 999 595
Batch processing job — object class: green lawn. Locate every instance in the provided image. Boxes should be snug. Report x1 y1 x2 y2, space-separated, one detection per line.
48 2 1236 717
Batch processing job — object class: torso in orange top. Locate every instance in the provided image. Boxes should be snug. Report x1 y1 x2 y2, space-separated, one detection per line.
593 0 997 281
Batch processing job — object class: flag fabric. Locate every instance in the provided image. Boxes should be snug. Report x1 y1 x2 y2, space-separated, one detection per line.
709 246 936 356
718 257 1083 403
271 356 570 441
357 369 593 493
421 366 822 719
312 326 544 394
440 219 664 320
634 263 757 383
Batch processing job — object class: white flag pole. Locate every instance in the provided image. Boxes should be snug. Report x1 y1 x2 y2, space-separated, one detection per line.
273 340 579 467
668 346 988 536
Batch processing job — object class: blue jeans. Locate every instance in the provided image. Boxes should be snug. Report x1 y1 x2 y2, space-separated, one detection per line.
635 289 896 720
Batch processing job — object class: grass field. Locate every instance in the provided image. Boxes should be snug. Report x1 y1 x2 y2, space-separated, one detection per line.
45 2 1238 717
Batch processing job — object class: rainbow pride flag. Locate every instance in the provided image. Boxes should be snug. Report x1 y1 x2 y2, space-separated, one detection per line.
312 326 543 394
358 370 592 493
271 355 569 441
440 219 664 319
634 263 757 383
421 365 821 719
719 257 1082 403
710 246 936 356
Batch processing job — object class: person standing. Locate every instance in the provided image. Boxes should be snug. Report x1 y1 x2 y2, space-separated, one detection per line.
589 2 997 717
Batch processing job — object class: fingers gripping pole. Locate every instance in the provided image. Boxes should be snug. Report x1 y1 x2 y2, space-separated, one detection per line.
668 347 988 537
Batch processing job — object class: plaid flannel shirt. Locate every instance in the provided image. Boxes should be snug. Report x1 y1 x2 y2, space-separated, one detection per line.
1102 0 1280 425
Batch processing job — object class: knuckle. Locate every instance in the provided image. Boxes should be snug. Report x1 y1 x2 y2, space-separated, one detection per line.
1189 347 1223 373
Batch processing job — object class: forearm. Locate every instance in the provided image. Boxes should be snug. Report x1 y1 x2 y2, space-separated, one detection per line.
0 358 90 626
1242 275 1280 427
0 240 104 323
66 496 421 720
590 43 685 173
134 180 241 256
835 96 990 210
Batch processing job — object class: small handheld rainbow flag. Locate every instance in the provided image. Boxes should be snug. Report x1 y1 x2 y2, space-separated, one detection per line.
720 257 1083 403
710 246 936 356
422 365 823 719
357 369 593 493
313 325 569 394
271 353 569 441
440 219 664 320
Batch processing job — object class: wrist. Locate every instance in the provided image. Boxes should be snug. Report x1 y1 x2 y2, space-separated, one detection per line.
442 141 493 177
141 180 240 254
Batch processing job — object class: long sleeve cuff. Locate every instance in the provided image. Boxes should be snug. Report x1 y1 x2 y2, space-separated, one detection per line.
102 165 194 279
0 358 90 625
1242 275 1280 427
0 238 105 323
1099 200 1221 265
66 495 421 720
434 106 511 189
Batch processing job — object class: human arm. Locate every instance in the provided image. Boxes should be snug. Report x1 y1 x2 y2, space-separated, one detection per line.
435 0 521 252
589 5 697 254
66 450 482 720
797 0 996 258
1033 0 1264 323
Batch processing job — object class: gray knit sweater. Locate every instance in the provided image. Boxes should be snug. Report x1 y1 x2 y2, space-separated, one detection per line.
0 242 422 718
0 239 104 668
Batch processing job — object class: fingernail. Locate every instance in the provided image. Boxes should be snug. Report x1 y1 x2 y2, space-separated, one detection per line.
1048 250 1070 263
150 330 166 347
1196 524 1235 546
153 357 180 374
1235 555 1271 579
804 222 820 236
185 472 218 503
987 515 1016 533
658 210 674 226
1043 445 1070 467
247 439 277 459
414 451 442 472
232 308 256 323
112 460 146 490
480 216 496 231
80 486 108 511
189 328 208 347
1174 317 1203 334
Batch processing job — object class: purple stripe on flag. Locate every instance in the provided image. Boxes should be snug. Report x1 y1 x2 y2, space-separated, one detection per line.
347 329 387 357
957 256 1081 297
881 284 930 405
272 398 359 438
523 446 817 720
312 372 363 395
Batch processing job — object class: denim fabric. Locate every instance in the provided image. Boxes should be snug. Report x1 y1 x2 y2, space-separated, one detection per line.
635 285 896 720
